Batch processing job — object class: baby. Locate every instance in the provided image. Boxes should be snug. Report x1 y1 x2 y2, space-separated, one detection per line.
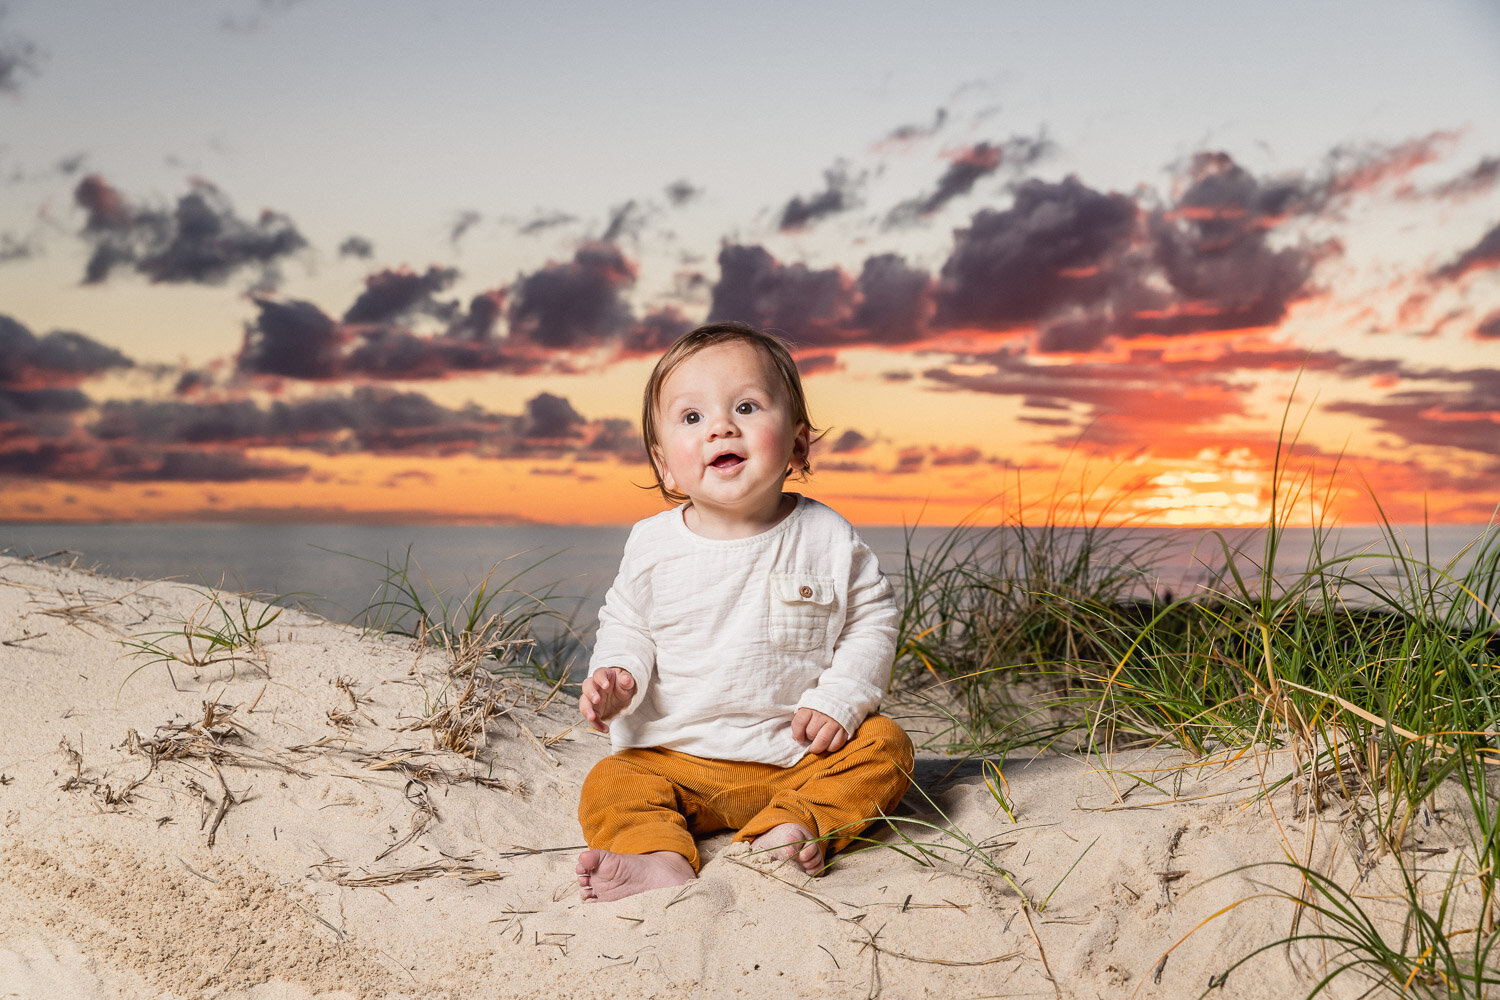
575 321 913 903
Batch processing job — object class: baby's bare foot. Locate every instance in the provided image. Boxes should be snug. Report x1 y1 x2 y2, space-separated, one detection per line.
750 822 824 874
576 849 695 903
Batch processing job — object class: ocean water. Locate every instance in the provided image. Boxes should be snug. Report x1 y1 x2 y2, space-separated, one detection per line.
4 519 1494 641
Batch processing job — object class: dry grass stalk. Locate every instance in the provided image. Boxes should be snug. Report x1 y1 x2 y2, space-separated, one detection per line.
40 582 152 634
374 779 439 862
334 859 507 888
401 670 523 757
57 736 146 807
327 675 375 729
125 702 311 778
205 760 234 847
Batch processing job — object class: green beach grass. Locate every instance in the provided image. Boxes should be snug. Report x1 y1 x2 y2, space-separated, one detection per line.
886 445 1500 996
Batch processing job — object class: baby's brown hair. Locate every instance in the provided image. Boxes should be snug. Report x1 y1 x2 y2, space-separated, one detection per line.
642 321 819 504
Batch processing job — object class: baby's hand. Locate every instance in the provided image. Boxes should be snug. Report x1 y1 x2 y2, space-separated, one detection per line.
792 708 849 754
579 667 636 732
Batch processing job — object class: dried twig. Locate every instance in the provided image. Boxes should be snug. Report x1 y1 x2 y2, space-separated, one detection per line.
335 860 506 887
722 853 836 913
206 761 234 846
1019 903 1060 999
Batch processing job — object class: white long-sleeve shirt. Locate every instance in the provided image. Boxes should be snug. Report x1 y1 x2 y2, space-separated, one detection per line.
590 494 900 767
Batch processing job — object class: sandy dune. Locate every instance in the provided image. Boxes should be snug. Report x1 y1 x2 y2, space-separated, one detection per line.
0 554 1464 999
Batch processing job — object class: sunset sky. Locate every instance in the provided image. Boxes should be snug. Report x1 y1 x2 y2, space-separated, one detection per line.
2 1 1499 528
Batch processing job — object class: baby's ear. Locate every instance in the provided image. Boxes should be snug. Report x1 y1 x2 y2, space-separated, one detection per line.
790 424 812 473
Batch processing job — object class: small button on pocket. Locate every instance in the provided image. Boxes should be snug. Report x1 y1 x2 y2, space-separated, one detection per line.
769 574 836 651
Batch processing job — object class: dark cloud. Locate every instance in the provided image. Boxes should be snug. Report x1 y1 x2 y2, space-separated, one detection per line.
586 417 640 458
886 136 1050 227
343 266 460 324
664 180 703 206
778 164 861 232
517 212 577 236
829 429 870 452
602 200 654 244
1037 314 1113 354
938 152 1333 349
1435 221 1500 281
73 175 307 287
0 437 310 482
797 353 839 376
507 242 637 349
621 308 693 357
449 210 481 247
881 108 947 145
887 142 1003 226
338 235 374 259
239 289 547 382
1138 152 1321 337
707 244 853 344
239 298 347 380
0 315 134 388
704 245 935 348
8 383 639 483
522 392 586 440
0 19 40 93
934 176 1137 329
0 386 92 419
447 289 506 341
851 254 932 344
1476 311 1500 340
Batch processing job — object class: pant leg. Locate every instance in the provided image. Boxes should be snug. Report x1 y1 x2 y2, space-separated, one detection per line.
578 748 733 872
733 715 914 858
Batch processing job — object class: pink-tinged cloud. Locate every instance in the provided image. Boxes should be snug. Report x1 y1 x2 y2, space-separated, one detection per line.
343 266 462 324
1322 130 1460 199
1402 156 1500 202
6 373 643 485
1435 221 1500 281
933 176 1137 331
777 163 862 231
876 108 947 148
1476 310 1500 340
0 314 133 389
885 136 1048 227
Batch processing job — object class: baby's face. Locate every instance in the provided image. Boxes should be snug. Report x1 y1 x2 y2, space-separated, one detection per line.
651 340 808 535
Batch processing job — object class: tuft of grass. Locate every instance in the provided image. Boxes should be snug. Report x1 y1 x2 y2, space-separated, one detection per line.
333 544 581 761
880 402 1500 997
118 588 287 692
335 543 578 686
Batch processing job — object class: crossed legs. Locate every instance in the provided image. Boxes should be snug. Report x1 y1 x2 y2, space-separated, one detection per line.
576 715 912 902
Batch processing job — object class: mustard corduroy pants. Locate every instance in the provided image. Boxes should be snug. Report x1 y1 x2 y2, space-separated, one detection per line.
578 714 913 872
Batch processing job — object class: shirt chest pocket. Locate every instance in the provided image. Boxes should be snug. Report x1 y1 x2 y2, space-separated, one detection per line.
768 574 837 651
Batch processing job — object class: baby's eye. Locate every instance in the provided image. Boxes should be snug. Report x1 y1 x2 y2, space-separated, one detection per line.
683 410 701 425
735 401 759 415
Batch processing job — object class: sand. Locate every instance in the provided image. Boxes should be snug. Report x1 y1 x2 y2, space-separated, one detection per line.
0 552 1479 999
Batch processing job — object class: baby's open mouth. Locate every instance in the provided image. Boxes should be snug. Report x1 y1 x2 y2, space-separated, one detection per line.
709 452 744 470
